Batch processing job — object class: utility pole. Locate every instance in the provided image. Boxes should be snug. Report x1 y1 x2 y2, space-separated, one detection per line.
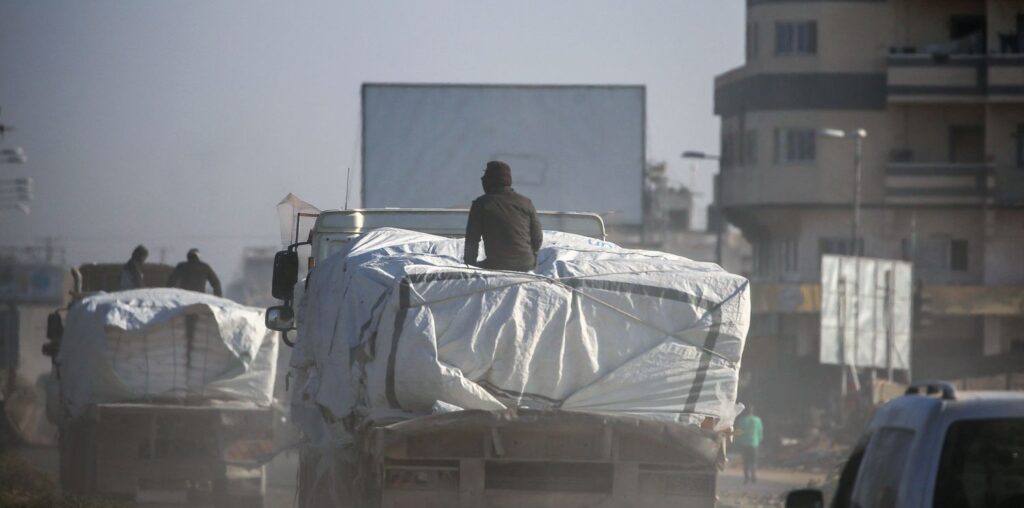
820 128 868 412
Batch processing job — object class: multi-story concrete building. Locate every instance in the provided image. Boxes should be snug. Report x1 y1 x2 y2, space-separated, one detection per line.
715 0 1024 430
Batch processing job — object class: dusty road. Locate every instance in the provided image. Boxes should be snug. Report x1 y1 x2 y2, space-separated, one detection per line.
717 453 828 508
8 445 826 507
6 444 300 508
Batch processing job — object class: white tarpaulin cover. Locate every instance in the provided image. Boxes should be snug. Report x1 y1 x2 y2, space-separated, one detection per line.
290 228 750 444
57 289 278 419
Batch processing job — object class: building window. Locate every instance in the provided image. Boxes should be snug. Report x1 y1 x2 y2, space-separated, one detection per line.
905 236 970 273
819 237 863 257
753 239 797 275
746 22 759 61
721 131 736 169
742 130 757 166
776 21 817 55
774 128 816 163
782 238 798 273
950 239 968 271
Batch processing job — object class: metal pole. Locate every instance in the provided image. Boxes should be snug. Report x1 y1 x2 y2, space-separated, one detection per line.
714 173 723 265
852 135 862 256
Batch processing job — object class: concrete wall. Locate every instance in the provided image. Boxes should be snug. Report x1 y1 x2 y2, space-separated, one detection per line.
984 209 1024 284
986 104 1024 202
987 0 1024 51
721 109 894 207
890 104 986 163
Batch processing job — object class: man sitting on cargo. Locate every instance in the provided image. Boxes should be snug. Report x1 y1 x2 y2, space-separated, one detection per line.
464 160 543 272
120 244 148 290
167 248 223 296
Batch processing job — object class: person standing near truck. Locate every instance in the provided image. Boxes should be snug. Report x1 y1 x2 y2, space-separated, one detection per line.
735 404 764 484
120 245 148 290
464 160 543 272
167 248 222 296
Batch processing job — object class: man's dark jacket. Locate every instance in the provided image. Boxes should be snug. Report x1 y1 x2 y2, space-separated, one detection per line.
167 260 223 296
464 188 543 271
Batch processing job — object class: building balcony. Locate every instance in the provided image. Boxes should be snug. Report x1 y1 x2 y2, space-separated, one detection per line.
884 162 993 206
887 53 1024 103
887 53 986 102
988 54 1024 101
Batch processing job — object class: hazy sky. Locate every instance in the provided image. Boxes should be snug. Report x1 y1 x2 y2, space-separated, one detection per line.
0 0 743 281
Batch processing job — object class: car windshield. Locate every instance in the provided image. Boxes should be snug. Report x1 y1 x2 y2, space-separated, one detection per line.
934 418 1024 508
850 428 915 508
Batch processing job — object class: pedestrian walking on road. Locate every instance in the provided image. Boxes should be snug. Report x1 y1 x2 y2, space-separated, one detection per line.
167 248 222 296
735 404 764 484
464 160 543 272
120 245 149 290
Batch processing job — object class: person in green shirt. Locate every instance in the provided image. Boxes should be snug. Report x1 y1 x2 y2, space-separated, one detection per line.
735 404 764 484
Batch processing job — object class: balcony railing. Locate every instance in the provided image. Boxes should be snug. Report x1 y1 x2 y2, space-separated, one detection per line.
887 53 986 100
884 162 992 205
887 51 1024 102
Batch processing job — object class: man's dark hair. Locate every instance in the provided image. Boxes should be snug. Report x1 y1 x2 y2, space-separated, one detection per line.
131 245 149 262
482 160 512 190
187 248 200 263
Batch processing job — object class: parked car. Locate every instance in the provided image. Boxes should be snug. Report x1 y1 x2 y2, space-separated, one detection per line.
787 381 1024 508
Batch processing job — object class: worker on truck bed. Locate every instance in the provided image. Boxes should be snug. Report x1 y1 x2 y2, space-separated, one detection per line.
167 248 223 296
120 244 148 290
464 160 543 272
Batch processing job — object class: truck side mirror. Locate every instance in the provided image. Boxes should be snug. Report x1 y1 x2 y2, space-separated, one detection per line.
265 305 295 332
785 489 824 508
272 250 299 300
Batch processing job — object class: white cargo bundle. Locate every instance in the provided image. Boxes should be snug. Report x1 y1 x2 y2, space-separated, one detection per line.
290 228 750 444
57 289 278 419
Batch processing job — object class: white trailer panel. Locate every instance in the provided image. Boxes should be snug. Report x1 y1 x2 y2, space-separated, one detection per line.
361 84 645 225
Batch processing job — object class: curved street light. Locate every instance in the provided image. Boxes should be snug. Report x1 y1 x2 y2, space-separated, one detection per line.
818 128 868 256
681 150 723 264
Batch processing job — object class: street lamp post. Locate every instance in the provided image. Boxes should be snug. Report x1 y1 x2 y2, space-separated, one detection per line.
819 129 867 256
680 151 723 265
819 128 867 411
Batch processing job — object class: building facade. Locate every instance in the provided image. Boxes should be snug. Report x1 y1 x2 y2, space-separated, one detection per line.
608 161 752 275
715 0 1024 431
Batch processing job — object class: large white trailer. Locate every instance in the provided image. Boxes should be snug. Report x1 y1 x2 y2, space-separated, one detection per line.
360 84 646 226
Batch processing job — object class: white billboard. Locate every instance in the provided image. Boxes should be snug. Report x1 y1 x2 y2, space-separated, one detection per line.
361 84 645 225
820 255 913 371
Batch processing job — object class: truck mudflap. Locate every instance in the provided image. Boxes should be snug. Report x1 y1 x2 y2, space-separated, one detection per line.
301 409 723 508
